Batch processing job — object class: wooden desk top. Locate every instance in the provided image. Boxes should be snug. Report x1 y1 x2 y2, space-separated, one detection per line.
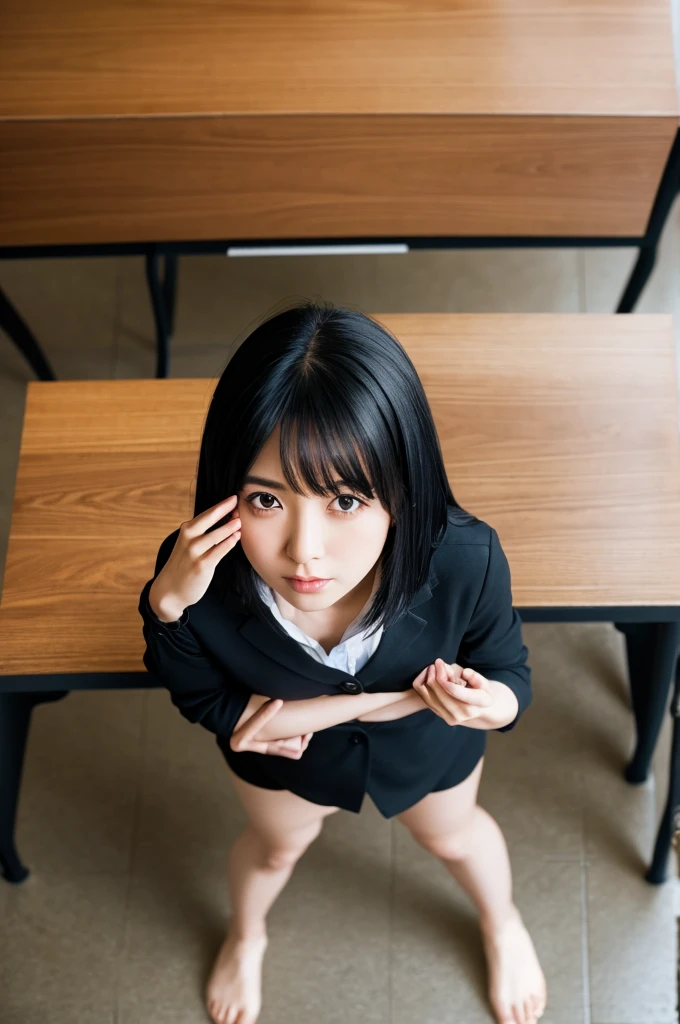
0 1 677 245
1 0 676 119
1 314 679 677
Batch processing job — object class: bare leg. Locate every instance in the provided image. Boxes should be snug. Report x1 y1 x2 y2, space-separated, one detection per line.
206 769 340 1024
396 758 547 1024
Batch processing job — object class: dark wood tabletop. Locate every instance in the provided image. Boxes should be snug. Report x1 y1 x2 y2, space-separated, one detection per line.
0 0 677 245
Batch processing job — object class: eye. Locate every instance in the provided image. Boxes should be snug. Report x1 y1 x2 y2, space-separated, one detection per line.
331 494 366 516
245 491 367 517
247 492 282 513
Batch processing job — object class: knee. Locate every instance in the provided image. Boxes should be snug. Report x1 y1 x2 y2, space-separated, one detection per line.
257 820 323 871
410 815 475 862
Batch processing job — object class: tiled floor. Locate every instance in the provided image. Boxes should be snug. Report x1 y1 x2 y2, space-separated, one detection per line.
1 199 680 1023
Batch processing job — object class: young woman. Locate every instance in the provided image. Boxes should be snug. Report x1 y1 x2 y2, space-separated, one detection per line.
138 300 547 1024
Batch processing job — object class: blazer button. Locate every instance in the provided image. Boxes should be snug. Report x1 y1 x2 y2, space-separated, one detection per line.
351 734 363 744
340 679 363 694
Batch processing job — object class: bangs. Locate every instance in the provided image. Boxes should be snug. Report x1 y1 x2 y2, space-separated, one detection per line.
277 396 381 503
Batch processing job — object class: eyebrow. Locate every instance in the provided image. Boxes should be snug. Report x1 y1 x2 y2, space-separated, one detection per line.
242 474 352 492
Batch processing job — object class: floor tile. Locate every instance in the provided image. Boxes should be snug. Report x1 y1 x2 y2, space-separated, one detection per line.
259 804 391 1024
14 689 146 876
119 777 391 1024
1 256 120 379
587 860 677 1024
0 870 126 1024
390 827 586 1024
480 623 587 863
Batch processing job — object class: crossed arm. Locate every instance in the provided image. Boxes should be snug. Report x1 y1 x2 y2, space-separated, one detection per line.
232 662 519 744
233 682 429 741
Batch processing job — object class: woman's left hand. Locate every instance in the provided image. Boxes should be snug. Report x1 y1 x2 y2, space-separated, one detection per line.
413 658 493 726
230 698 314 758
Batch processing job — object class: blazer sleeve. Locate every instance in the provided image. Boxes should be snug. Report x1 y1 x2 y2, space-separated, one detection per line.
456 527 531 733
138 529 251 740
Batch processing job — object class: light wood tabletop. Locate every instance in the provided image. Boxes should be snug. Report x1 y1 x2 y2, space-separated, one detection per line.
0 0 677 245
0 313 679 677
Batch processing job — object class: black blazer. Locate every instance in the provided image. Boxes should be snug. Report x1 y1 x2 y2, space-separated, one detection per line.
138 517 531 817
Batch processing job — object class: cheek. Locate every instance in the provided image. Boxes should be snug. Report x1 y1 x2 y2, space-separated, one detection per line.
238 516 276 561
347 513 391 554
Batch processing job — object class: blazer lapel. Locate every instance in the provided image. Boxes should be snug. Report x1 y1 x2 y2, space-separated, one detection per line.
234 564 440 689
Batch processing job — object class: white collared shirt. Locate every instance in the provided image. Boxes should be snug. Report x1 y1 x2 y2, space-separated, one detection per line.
255 576 384 676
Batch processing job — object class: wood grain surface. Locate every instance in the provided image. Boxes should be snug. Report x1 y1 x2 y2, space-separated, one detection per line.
1 116 676 245
0 314 679 676
0 0 677 244
1 0 676 119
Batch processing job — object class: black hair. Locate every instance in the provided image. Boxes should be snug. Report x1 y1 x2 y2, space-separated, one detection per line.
194 298 479 637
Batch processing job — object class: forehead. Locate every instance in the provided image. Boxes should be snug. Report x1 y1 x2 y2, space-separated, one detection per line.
250 425 282 467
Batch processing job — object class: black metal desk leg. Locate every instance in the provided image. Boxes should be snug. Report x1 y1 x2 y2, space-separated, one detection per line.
616 128 680 313
145 252 178 379
615 247 658 314
0 691 68 884
0 286 57 381
646 658 680 884
617 621 680 784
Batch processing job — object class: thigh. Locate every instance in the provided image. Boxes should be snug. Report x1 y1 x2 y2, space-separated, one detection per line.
226 765 341 846
395 756 485 843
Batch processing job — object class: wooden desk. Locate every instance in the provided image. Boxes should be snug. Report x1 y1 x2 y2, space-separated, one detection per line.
0 2 678 379
0 0 677 243
1 313 679 884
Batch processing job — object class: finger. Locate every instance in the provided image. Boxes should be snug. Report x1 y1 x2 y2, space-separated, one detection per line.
413 674 435 711
461 666 486 689
434 658 449 688
194 515 243 559
422 677 458 724
184 495 238 538
237 740 270 755
439 681 491 707
438 659 464 686
411 664 430 689
232 698 284 745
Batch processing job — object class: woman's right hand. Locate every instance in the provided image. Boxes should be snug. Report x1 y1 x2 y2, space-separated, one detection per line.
149 495 242 621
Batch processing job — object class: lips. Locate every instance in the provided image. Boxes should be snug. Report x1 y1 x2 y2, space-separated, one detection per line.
284 576 332 593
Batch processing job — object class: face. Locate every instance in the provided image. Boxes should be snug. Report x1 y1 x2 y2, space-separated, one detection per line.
236 424 393 616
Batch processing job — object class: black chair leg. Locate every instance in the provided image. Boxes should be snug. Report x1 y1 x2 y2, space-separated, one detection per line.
145 252 178 379
646 658 680 884
0 286 57 381
615 620 680 883
0 690 69 883
615 621 680 784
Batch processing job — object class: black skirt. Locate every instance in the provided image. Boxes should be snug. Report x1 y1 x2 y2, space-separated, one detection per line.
216 710 488 818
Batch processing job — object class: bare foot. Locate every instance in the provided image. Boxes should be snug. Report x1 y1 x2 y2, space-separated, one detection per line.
205 930 268 1024
481 906 547 1024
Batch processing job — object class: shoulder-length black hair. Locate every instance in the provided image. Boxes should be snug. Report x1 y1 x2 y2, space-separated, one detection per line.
194 298 478 637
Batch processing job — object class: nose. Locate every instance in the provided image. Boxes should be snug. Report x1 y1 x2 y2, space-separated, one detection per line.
285 506 326 571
